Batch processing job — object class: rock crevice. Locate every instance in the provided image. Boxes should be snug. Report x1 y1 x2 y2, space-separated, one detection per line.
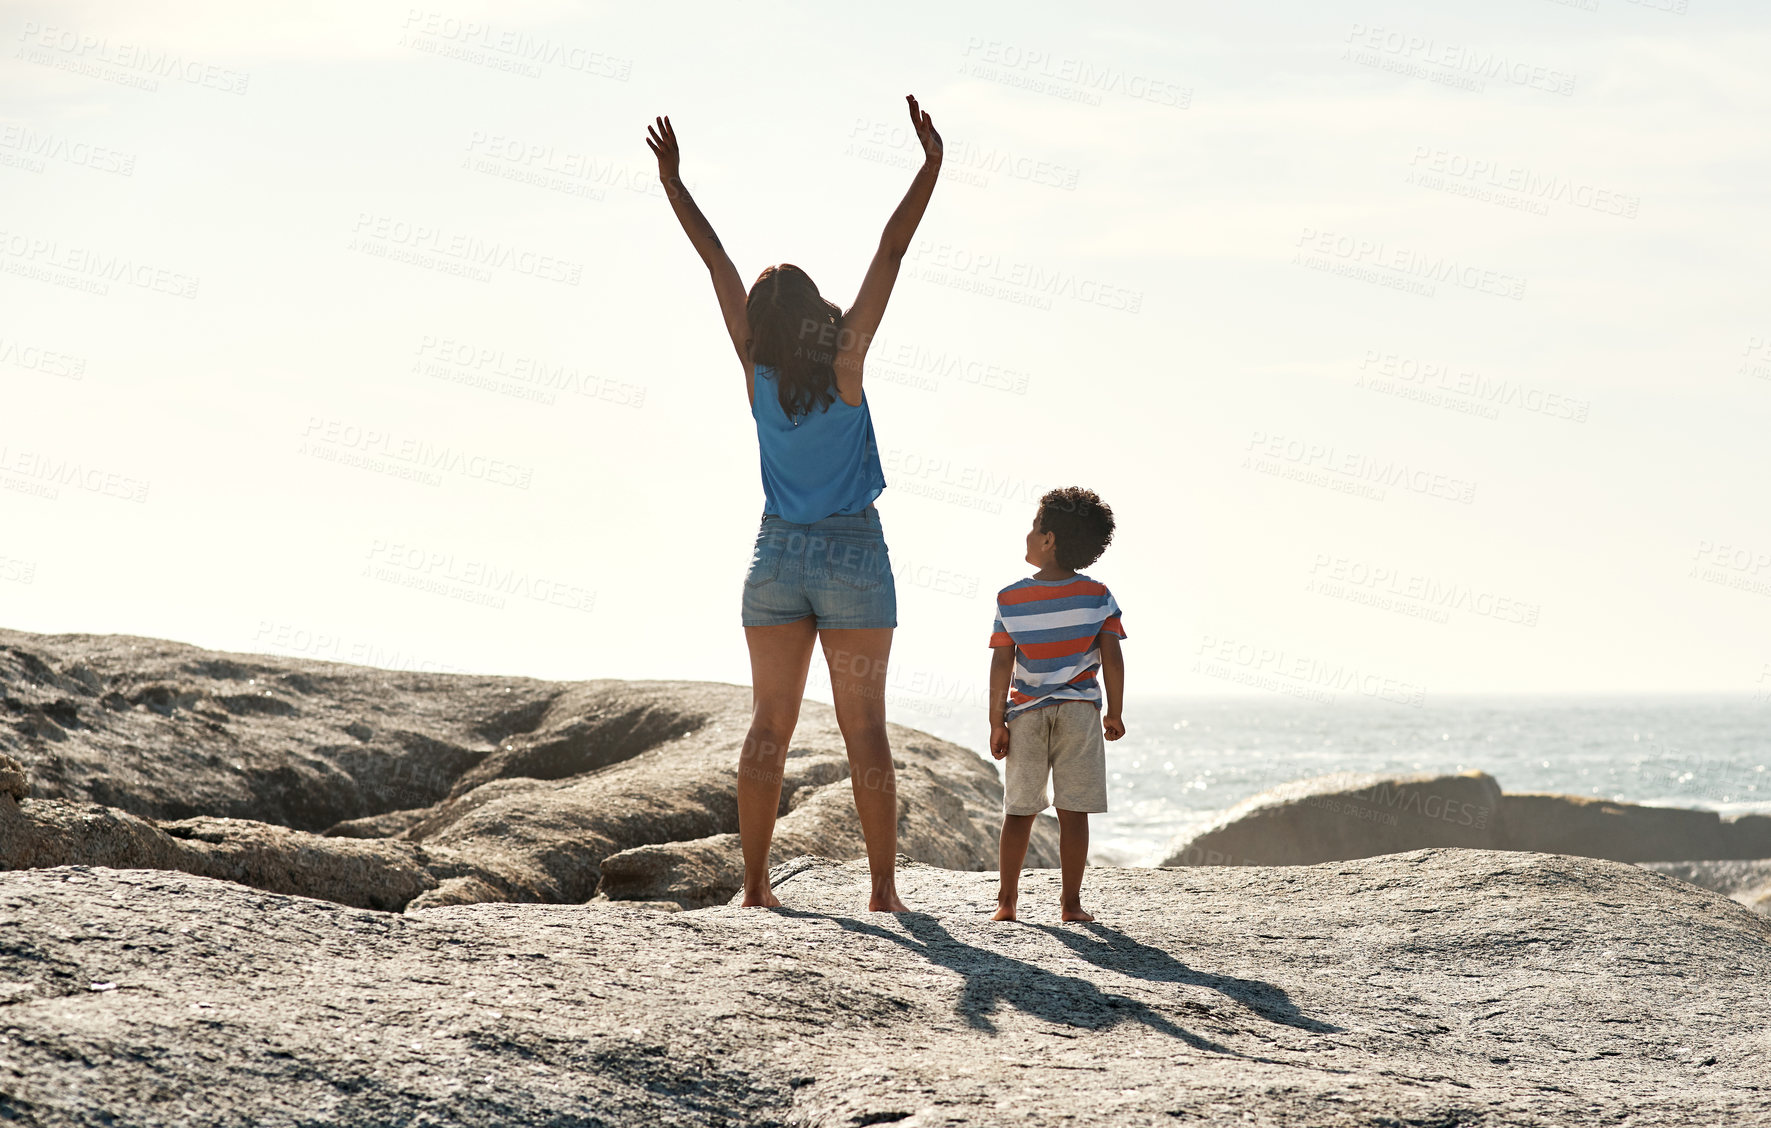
0 629 1058 911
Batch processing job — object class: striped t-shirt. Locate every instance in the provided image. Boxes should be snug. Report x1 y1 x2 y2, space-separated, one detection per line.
989 575 1126 723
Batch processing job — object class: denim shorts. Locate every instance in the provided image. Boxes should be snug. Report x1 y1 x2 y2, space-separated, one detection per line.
741 506 898 629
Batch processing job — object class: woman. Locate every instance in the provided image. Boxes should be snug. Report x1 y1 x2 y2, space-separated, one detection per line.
646 96 942 912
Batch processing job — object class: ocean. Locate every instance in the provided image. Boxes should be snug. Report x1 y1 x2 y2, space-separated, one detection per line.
902 694 1771 866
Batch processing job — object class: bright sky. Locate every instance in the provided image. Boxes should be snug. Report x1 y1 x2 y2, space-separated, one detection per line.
3 0 1768 742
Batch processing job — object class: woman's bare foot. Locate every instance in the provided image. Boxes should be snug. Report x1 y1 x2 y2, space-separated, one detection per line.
741 888 781 908
1060 905 1095 922
992 903 1018 921
869 890 910 913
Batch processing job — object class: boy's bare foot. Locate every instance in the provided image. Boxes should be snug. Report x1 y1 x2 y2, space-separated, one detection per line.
740 888 781 908
992 903 1017 921
869 891 910 913
1060 906 1095 922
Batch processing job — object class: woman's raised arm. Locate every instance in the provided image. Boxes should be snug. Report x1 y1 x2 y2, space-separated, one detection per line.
647 115 752 380
833 95 943 406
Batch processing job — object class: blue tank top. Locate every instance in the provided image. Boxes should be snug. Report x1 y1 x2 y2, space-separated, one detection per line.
752 364 886 523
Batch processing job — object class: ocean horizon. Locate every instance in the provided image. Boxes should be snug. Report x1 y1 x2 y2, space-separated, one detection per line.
890 692 1771 865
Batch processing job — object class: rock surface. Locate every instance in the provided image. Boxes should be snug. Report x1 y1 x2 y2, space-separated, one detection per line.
1641 858 1771 916
1496 792 1729 862
1163 771 1502 867
0 780 451 911
2 851 1767 1126
1163 770 1768 868
0 628 1057 910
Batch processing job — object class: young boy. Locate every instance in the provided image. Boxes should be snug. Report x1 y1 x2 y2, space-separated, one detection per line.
988 487 1125 923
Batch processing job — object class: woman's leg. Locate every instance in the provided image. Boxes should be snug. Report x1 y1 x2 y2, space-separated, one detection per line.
740 617 820 907
816 626 908 912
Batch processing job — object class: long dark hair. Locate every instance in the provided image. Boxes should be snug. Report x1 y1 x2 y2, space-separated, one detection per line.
747 264 842 420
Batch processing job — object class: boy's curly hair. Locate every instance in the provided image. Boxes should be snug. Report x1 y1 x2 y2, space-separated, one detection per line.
1037 487 1116 571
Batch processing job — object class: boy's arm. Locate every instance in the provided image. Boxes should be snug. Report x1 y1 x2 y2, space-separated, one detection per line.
988 645 1015 758
1097 632 1125 740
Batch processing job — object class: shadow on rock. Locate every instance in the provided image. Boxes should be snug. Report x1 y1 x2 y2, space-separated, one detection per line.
1029 922 1342 1035
779 908 1334 1059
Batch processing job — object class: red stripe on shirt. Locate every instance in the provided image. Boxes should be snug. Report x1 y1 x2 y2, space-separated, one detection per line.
1017 637 1100 660
989 631 1014 647
996 580 1109 606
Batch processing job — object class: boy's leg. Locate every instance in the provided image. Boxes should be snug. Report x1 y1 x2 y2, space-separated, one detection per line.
1048 702 1107 923
994 814 1036 920
994 709 1050 921
1055 808 1094 922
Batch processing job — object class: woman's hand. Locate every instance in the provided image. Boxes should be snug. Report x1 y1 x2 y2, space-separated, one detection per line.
906 95 942 163
645 115 681 181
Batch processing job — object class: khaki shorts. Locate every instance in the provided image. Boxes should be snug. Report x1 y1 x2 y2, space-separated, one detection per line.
1003 700 1108 816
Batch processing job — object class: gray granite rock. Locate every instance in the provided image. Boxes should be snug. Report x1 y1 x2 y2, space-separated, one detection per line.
0 753 27 800
1 628 1054 911
1496 792 1729 861
1162 771 1503 866
1163 769 1766 868
1722 814 1771 859
1640 858 1771 916
2 850 1766 1126
0 789 482 912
